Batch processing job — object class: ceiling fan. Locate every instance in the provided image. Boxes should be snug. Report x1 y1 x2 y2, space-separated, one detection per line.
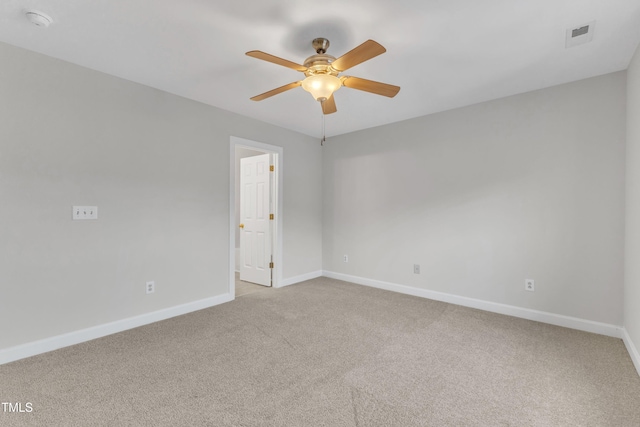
246 38 400 115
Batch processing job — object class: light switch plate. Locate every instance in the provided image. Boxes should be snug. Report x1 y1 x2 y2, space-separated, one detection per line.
73 206 98 220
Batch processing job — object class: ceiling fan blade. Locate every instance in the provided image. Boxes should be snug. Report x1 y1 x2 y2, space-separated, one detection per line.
246 51 308 72
331 40 386 72
341 76 400 98
321 95 337 115
250 81 302 101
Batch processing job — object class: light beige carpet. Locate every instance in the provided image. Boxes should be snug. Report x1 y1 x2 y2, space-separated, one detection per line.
1 277 639 426
235 272 271 297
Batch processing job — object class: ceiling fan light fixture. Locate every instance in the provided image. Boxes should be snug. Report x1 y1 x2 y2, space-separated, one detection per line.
247 38 399 115
301 74 341 101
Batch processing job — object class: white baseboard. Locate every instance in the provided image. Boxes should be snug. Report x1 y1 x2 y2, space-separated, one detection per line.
623 328 640 377
322 271 623 339
279 270 323 288
0 293 234 366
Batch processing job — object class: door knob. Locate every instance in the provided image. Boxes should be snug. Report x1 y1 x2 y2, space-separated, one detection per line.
239 223 244 229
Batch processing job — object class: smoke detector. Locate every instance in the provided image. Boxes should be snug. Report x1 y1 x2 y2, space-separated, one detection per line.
566 21 595 48
25 11 53 28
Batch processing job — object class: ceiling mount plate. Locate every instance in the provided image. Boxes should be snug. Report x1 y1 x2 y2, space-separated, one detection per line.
312 38 330 54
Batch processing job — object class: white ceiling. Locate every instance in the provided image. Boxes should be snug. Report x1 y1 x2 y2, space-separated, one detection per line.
1 0 640 138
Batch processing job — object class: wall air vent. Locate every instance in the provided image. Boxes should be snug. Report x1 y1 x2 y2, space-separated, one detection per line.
566 21 595 48
572 26 589 38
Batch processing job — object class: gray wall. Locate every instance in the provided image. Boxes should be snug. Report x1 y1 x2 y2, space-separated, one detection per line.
626 45 640 355
323 72 626 326
1 36 634 356
0 41 322 350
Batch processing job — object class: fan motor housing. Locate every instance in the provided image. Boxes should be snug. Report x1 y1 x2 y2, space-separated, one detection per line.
303 54 338 76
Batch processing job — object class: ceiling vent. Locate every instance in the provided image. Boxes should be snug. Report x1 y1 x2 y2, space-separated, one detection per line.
566 21 595 48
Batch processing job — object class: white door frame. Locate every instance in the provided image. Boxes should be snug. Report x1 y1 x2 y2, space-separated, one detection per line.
229 136 283 297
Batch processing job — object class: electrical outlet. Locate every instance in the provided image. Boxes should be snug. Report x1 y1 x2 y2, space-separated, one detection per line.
343 254 348 263
414 264 420 274
525 279 535 292
146 281 155 294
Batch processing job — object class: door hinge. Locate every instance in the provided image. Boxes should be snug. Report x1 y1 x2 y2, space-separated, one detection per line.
269 262 274 269
269 213 274 220
270 165 275 172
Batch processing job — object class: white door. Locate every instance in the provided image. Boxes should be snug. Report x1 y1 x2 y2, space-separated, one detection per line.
240 153 272 286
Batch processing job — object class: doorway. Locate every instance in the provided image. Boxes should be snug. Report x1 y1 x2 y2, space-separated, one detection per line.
229 136 283 298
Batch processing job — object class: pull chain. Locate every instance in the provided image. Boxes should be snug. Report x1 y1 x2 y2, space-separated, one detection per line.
319 99 327 146
321 111 326 146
